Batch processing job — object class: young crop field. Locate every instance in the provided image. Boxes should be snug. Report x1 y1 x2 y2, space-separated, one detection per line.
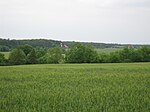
0 63 150 112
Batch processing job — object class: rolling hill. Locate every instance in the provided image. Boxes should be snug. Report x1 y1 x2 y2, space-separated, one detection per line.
0 38 149 52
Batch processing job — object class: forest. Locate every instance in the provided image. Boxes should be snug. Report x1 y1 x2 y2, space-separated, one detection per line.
0 38 149 52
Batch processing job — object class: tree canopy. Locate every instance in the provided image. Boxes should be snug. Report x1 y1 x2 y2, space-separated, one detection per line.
0 44 150 66
65 43 99 63
9 48 26 65
44 48 63 64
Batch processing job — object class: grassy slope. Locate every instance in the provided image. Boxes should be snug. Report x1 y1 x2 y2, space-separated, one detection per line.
0 63 150 112
96 48 122 53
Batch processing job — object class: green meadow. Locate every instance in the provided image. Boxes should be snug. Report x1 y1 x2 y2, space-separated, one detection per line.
0 63 150 112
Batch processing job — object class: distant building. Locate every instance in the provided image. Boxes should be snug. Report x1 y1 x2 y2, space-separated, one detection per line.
60 43 63 47
128 45 134 48
64 44 68 48
60 43 68 48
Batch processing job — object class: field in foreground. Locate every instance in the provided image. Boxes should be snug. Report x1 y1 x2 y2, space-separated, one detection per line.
0 63 150 112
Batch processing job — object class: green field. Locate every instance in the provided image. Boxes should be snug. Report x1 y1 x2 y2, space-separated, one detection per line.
96 48 122 53
0 52 10 59
0 63 150 112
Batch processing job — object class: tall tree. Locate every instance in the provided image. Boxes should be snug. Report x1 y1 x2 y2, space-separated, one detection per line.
27 49 37 64
9 48 26 65
18 44 34 56
65 43 99 63
45 48 63 64
109 51 121 63
138 46 150 62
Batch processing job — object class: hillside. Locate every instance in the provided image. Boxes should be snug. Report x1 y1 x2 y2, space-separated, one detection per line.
0 38 149 51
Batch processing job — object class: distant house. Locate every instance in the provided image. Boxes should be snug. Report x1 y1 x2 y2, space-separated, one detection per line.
60 43 68 48
128 45 134 48
60 43 63 48
64 44 68 48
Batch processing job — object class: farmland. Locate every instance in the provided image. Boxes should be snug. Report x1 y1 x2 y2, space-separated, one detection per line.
0 63 150 112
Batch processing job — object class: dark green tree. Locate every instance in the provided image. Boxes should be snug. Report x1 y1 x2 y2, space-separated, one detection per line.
0 53 6 65
0 45 9 52
35 48 47 59
84 45 99 63
65 43 99 63
66 43 85 63
109 51 121 63
0 53 5 62
45 48 63 64
18 44 34 56
38 56 47 64
27 49 37 64
118 47 134 62
99 53 109 63
138 46 150 62
9 48 26 65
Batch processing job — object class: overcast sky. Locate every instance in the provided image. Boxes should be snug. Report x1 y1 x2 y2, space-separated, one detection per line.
0 0 150 44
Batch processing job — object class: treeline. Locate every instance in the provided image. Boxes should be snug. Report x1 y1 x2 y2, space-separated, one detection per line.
0 43 150 65
65 43 150 63
0 38 61 51
0 38 148 52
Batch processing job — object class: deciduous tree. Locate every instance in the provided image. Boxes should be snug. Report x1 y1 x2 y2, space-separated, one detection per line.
9 48 26 65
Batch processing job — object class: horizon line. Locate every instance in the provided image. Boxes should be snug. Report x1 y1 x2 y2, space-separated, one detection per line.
0 37 149 45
